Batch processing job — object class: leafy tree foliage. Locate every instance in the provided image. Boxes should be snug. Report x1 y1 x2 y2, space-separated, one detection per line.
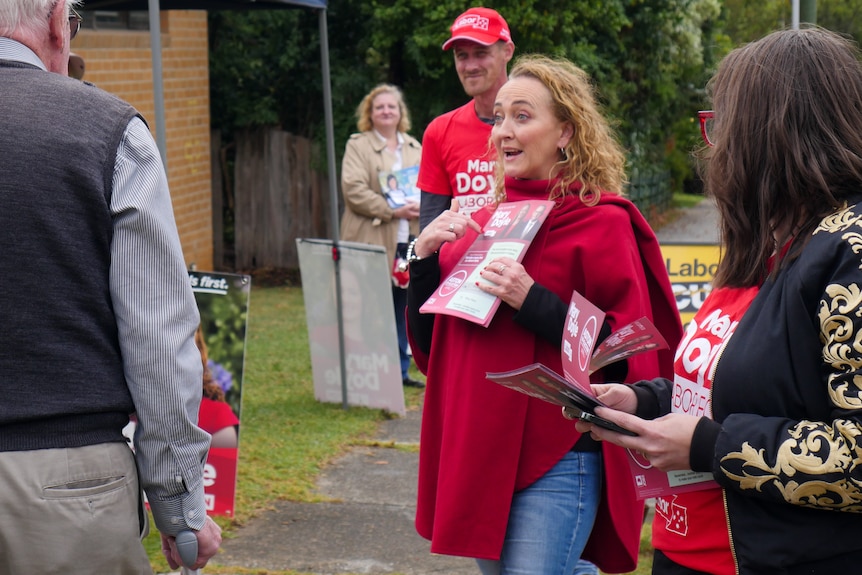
722 0 862 45
818 0 862 37
209 1 724 190
721 0 790 41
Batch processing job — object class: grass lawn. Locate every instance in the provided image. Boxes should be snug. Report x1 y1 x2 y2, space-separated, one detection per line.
144 285 427 574
672 191 707 210
142 192 706 573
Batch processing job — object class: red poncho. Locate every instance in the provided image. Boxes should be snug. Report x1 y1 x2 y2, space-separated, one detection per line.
411 177 682 573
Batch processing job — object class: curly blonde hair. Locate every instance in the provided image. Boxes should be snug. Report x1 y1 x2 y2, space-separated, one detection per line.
356 84 412 134
493 55 626 206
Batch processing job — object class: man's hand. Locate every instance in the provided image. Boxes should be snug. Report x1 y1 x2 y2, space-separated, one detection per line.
161 516 222 570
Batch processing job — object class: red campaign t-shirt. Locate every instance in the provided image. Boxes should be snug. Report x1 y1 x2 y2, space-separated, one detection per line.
651 286 759 574
416 100 497 218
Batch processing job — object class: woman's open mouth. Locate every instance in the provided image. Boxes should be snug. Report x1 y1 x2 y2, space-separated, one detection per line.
503 148 522 159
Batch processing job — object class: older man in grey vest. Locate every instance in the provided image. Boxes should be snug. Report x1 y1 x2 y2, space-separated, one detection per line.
0 1 221 572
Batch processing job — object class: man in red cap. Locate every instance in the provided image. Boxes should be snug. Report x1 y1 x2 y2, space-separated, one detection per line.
416 7 514 229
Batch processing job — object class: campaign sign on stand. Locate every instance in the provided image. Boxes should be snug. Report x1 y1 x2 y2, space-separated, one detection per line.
190 270 251 518
297 239 406 416
122 271 249 518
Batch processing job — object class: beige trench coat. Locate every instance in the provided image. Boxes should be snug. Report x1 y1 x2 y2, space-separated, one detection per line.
339 130 422 263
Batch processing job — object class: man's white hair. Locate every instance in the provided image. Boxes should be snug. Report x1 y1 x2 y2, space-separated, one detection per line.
0 0 79 38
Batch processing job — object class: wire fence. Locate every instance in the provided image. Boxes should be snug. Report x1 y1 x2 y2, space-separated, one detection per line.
627 168 673 216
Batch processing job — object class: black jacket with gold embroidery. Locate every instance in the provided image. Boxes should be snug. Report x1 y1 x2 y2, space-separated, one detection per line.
696 201 862 573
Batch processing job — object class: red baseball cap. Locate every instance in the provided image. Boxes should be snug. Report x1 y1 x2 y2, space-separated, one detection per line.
442 7 511 51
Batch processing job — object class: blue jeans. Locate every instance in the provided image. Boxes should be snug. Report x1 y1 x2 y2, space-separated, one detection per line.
476 450 602 575
392 285 410 379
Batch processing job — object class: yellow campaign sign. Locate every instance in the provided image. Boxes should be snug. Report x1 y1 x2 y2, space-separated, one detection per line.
659 243 721 326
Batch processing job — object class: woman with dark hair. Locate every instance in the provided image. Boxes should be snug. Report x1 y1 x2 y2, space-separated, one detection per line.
578 27 862 575
406 54 682 574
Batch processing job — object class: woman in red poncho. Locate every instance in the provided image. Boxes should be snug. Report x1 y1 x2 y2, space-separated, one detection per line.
406 54 682 575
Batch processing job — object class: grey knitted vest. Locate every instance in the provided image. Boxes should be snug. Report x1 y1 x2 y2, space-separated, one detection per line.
0 59 140 450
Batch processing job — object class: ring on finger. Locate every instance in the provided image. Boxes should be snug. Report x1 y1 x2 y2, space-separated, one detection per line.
448 222 455 232
498 264 507 274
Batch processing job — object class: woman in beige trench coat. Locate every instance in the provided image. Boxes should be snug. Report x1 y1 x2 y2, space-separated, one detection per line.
340 83 424 388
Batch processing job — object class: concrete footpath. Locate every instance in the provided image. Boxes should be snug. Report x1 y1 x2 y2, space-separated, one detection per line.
214 404 475 575
196 198 720 575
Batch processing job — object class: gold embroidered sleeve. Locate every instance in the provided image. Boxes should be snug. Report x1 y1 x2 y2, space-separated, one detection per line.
719 282 862 511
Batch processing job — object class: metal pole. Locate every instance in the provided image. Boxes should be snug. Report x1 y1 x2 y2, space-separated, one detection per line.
319 9 339 243
800 0 817 25
792 0 800 29
147 0 168 171
331 244 348 410
318 9 348 409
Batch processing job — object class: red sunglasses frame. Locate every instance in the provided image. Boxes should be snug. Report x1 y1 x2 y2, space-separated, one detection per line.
698 110 714 147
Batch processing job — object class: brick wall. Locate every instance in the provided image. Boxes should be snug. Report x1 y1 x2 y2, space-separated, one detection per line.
71 10 214 270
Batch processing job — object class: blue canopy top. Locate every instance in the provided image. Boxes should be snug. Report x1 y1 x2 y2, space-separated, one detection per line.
81 0 326 10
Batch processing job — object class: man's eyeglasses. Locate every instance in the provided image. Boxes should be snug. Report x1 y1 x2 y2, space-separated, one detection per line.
698 110 714 147
69 7 83 41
